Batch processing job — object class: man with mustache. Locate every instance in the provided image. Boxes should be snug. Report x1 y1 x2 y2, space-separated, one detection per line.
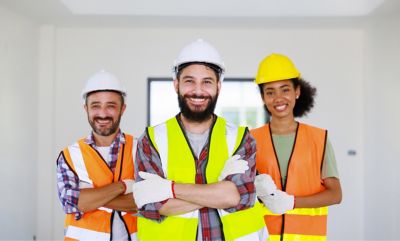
56 70 138 241
133 39 267 241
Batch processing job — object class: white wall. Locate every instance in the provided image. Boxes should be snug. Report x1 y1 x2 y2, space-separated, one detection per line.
2 3 399 240
36 25 57 240
48 26 365 240
364 11 400 240
0 5 38 240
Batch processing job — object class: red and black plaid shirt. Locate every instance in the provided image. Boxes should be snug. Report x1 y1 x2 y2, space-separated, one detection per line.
135 118 256 241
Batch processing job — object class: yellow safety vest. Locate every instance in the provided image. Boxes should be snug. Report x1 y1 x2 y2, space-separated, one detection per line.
138 116 267 241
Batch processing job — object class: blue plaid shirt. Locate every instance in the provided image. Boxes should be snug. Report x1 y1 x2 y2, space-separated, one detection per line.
56 130 125 220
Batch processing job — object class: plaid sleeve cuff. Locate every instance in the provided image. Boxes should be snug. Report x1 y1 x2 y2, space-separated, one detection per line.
223 174 256 213
73 211 83 220
138 201 167 222
223 130 257 213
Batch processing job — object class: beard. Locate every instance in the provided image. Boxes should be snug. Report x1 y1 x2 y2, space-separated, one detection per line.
178 92 218 122
88 115 122 137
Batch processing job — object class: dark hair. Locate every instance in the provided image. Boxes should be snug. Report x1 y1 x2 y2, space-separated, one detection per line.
176 62 222 81
258 77 316 117
85 90 125 106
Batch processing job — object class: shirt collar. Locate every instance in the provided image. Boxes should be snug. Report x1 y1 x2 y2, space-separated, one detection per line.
84 129 126 146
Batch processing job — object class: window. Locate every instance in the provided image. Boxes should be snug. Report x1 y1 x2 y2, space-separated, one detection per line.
148 78 269 128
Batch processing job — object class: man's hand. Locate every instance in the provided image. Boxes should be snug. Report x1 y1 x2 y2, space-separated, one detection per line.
122 179 134 194
255 174 277 197
132 172 173 208
259 190 294 214
218 155 249 181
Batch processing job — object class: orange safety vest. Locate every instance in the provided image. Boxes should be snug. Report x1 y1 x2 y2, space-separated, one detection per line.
251 123 328 241
61 134 137 241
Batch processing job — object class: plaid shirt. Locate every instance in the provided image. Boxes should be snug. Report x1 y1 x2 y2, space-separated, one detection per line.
56 130 125 220
135 117 256 241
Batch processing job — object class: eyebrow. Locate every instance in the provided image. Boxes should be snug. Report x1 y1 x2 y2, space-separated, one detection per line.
89 101 101 105
203 77 215 82
265 84 290 90
181 75 216 81
89 100 118 105
182 75 194 80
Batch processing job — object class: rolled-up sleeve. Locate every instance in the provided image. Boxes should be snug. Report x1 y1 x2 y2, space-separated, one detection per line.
56 152 82 220
135 132 168 222
223 129 257 213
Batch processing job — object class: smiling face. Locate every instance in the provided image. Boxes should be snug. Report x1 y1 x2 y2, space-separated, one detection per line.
84 91 126 137
261 79 300 120
174 63 221 122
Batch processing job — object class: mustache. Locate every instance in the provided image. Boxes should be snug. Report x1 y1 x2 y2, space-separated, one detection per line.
183 94 211 99
93 117 113 122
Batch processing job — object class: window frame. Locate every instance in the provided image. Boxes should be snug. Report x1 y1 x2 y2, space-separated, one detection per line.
147 77 269 126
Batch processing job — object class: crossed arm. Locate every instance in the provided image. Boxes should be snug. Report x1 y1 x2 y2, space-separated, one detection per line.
255 175 342 214
56 154 137 218
135 131 256 219
294 177 342 208
159 181 240 216
78 182 137 213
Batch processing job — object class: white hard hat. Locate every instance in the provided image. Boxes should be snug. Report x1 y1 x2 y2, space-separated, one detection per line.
81 70 126 100
173 39 225 80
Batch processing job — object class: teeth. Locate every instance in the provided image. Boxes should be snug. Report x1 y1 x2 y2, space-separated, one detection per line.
275 104 287 111
190 98 206 102
97 120 111 124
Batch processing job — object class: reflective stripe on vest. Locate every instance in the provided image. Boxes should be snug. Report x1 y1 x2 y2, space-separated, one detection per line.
62 134 137 241
65 226 109 241
67 142 92 184
65 226 138 241
139 116 267 241
264 207 328 216
251 123 328 240
267 234 326 241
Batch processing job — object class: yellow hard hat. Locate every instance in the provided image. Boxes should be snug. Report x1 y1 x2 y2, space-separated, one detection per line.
255 53 300 84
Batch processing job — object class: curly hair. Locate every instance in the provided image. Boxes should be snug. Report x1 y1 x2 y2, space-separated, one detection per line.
258 78 316 118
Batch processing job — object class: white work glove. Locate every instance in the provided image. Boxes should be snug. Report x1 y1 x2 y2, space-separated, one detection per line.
121 179 134 194
260 190 294 214
255 174 277 197
218 155 249 181
132 171 173 209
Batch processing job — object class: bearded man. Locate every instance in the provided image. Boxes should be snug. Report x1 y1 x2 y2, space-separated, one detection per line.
133 39 268 241
56 70 138 241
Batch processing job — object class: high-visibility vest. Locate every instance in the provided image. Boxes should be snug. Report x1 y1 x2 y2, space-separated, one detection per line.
251 123 328 241
138 116 268 241
62 134 137 241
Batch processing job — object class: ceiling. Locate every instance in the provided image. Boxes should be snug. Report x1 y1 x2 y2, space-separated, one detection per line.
0 0 399 27
60 0 384 17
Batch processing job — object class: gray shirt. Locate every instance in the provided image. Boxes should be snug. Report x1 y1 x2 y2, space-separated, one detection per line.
186 129 210 158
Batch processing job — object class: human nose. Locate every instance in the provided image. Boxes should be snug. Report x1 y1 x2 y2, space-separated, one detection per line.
275 90 286 98
95 105 109 117
191 82 203 95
